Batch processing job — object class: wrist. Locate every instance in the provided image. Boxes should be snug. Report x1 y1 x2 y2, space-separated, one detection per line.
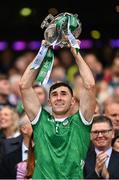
95 168 101 177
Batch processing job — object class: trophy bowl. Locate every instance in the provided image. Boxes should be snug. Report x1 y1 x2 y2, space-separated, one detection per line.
41 12 82 47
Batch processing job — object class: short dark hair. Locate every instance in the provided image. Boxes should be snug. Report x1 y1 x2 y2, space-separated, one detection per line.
49 82 73 97
92 115 113 129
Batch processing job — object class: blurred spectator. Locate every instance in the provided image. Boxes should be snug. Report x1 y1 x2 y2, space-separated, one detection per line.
93 99 102 117
96 80 112 104
58 47 74 69
0 49 14 74
112 135 119 152
53 56 61 67
84 115 119 179
0 106 21 162
0 106 20 139
16 134 34 180
14 55 30 75
104 101 119 136
33 83 47 106
23 51 35 64
70 96 79 115
73 72 83 89
9 74 21 106
48 65 68 87
109 55 119 90
103 67 112 83
84 53 103 81
67 65 78 85
0 113 32 179
0 74 12 109
112 86 119 102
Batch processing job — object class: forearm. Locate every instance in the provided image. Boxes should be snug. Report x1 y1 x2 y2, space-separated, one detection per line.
20 62 39 89
19 60 41 121
71 49 96 120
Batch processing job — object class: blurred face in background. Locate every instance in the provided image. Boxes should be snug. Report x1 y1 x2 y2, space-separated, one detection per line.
9 74 21 97
84 53 103 76
20 114 33 137
73 74 83 89
15 56 29 75
50 66 66 82
59 48 73 68
0 78 11 95
0 107 15 129
112 58 119 77
105 103 119 133
34 86 47 105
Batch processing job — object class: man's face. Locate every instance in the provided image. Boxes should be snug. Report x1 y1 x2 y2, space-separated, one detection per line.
49 86 74 116
91 122 114 150
105 103 119 132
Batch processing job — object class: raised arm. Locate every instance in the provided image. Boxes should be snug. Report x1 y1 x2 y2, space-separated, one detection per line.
19 55 41 121
71 46 96 121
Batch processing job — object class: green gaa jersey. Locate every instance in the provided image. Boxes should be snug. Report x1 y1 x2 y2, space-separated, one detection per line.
32 108 91 179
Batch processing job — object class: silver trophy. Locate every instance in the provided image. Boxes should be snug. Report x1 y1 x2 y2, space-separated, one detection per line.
41 12 82 47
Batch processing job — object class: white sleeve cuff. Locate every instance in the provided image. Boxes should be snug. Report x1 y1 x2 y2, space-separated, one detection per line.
31 107 42 125
79 111 93 125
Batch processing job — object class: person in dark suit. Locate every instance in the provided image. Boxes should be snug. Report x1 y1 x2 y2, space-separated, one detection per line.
0 145 22 179
84 115 119 179
0 114 33 179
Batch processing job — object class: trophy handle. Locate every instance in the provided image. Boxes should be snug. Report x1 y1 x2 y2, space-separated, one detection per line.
41 14 55 29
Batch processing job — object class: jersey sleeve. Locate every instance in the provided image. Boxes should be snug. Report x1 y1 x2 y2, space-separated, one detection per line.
79 111 93 125
31 107 42 125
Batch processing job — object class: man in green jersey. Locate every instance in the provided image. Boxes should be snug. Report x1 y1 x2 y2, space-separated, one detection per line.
19 40 96 179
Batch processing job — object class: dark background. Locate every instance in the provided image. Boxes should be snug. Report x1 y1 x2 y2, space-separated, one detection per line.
0 0 118 40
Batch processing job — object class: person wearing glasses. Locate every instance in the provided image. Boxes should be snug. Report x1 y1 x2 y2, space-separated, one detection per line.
83 115 119 179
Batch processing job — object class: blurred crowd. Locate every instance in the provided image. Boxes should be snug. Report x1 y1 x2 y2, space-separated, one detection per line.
0 44 119 179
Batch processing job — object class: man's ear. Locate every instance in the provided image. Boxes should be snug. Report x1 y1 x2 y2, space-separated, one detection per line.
71 97 76 106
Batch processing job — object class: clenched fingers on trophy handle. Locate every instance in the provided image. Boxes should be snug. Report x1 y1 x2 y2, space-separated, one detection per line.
41 40 50 46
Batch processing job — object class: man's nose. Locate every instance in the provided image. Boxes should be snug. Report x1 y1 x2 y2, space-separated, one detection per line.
57 94 61 100
98 132 103 137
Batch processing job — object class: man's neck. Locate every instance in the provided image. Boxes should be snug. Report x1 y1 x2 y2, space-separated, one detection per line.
53 112 70 119
95 146 112 152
